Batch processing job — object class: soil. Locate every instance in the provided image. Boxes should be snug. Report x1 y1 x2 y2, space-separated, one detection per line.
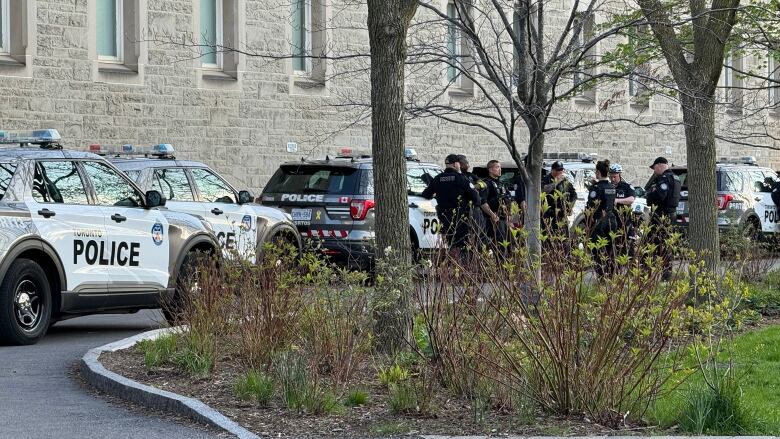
101 348 666 439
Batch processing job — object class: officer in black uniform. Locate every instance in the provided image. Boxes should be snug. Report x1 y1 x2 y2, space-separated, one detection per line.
588 160 618 275
422 154 482 251
608 163 637 241
458 155 491 246
483 160 511 246
645 156 681 280
542 161 578 235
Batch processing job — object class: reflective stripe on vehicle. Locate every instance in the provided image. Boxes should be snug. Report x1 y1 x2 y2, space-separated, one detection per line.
301 230 349 238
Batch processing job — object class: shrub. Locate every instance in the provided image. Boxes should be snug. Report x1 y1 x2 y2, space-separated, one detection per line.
378 364 410 387
234 370 275 406
388 383 417 414
273 350 341 415
344 389 368 407
137 332 179 368
678 373 756 434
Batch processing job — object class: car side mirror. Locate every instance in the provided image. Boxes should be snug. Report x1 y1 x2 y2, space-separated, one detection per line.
145 190 166 208
238 190 253 205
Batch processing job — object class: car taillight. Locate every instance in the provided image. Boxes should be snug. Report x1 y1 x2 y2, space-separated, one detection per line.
717 194 734 210
350 199 375 220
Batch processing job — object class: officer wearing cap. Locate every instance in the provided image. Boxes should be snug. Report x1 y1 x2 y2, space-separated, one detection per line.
645 156 681 280
422 154 483 252
587 159 618 275
609 163 637 238
541 160 577 234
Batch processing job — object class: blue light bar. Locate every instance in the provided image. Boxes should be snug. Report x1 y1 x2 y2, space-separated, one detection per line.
0 129 62 145
121 144 134 153
151 143 175 156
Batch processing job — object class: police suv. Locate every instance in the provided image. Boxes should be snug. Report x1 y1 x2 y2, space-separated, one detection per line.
473 153 649 229
0 130 219 345
672 156 779 237
260 149 442 269
104 144 301 262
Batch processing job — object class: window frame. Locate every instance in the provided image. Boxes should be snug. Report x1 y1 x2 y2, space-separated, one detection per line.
0 0 9 55
188 167 238 204
769 54 779 109
80 160 146 207
32 160 93 206
200 0 224 70
153 167 197 202
446 2 462 85
97 0 124 63
291 0 312 74
573 12 596 101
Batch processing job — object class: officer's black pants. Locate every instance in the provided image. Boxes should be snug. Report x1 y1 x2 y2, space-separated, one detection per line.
649 212 674 279
590 217 617 276
439 212 470 250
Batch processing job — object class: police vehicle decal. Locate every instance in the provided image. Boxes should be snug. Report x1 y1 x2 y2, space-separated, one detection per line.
241 214 253 231
151 221 164 246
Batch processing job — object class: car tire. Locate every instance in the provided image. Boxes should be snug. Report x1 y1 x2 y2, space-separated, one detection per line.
0 259 52 346
163 252 202 325
743 218 761 242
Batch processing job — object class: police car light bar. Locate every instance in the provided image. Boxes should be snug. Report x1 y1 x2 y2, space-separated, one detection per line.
0 129 62 148
718 156 757 165
405 148 419 161
542 152 597 162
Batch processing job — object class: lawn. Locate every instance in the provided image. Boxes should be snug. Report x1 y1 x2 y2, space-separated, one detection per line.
650 324 780 435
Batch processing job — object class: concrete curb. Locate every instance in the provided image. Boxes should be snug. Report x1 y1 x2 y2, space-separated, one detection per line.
79 327 259 439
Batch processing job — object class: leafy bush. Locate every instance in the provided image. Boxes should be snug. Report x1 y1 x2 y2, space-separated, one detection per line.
137 332 179 368
234 370 275 406
378 364 410 387
344 389 368 407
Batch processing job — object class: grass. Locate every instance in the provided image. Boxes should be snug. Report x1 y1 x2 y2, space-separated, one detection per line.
371 421 411 436
650 325 780 434
378 364 409 387
137 332 179 368
234 370 275 406
344 389 368 407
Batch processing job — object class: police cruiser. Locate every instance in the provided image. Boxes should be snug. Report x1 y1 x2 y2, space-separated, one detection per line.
672 156 780 238
260 149 442 269
0 130 219 345
105 144 301 261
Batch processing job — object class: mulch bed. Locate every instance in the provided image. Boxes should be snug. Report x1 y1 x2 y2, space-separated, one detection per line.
101 348 659 438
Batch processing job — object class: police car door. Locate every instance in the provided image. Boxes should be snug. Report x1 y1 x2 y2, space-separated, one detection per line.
81 161 170 292
408 166 443 249
189 167 256 260
751 171 779 233
150 167 200 228
27 160 110 294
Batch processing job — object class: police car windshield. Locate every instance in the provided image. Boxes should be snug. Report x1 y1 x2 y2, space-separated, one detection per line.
265 165 360 196
0 163 17 200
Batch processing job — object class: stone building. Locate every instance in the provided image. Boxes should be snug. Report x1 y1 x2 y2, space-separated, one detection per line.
0 0 778 192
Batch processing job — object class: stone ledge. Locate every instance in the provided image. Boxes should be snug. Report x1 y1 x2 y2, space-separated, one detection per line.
79 327 259 439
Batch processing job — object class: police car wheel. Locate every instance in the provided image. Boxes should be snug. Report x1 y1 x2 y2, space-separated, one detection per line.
164 252 202 325
0 259 52 346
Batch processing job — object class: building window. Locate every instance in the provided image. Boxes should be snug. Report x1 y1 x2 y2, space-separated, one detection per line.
769 54 779 110
200 0 223 68
723 52 743 110
97 0 123 62
574 13 596 102
446 2 461 83
292 0 311 73
627 25 650 105
0 0 9 54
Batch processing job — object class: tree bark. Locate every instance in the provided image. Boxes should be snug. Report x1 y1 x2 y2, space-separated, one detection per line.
680 94 719 269
523 125 545 277
368 0 418 353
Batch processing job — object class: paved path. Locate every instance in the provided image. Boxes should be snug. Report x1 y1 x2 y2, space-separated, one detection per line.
0 310 217 439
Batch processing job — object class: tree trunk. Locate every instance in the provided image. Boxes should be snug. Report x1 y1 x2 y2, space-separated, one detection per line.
524 127 545 277
680 94 719 270
368 0 418 353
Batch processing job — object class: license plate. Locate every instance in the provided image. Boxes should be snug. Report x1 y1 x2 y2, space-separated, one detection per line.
291 208 312 222
676 202 686 214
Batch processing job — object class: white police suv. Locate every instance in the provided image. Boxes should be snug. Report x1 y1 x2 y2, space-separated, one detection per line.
105 144 301 261
0 130 219 345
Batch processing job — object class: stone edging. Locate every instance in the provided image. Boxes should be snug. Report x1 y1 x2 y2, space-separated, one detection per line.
79 327 259 439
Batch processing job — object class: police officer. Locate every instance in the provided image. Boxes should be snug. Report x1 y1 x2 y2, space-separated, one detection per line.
587 159 618 275
484 160 511 245
645 156 681 280
458 155 493 246
609 163 636 234
422 154 483 252
542 161 577 235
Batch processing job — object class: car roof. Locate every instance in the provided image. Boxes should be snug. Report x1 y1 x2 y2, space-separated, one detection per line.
278 158 440 169
672 164 774 172
0 147 104 161
109 157 209 171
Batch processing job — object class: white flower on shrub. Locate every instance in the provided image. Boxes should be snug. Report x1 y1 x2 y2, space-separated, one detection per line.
384 246 393 255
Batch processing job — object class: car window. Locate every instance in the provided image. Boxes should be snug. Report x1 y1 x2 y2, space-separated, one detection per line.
155 168 195 201
0 163 18 200
82 161 144 207
191 168 236 203
264 165 360 196
718 171 743 192
123 170 141 182
407 167 429 195
360 169 374 195
33 161 89 204
747 171 770 192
